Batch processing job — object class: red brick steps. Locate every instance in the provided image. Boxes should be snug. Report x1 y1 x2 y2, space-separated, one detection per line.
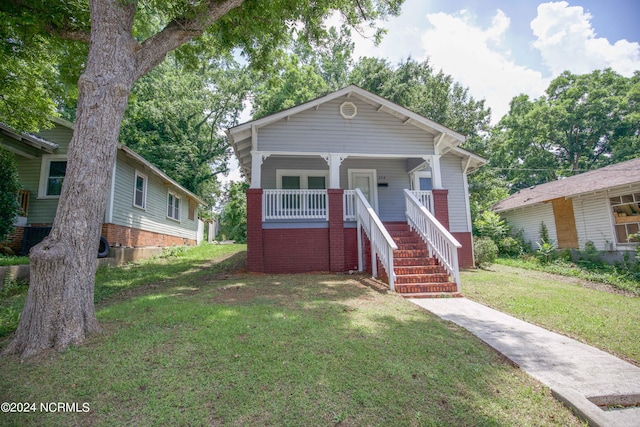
385 223 460 298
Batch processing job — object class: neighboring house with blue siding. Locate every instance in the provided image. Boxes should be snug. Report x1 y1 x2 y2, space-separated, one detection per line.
1 118 205 259
493 157 640 262
227 85 485 297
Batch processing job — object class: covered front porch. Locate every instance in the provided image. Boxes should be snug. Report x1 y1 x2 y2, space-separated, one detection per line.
247 182 467 297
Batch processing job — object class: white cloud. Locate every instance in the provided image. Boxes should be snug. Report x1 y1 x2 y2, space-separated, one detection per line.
531 1 640 76
420 10 548 122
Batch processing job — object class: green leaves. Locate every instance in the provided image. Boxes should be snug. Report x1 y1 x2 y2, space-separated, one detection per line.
490 69 639 192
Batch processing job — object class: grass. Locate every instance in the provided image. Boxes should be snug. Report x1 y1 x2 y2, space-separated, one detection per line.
462 264 640 364
0 243 246 338
0 244 581 426
496 256 640 294
0 256 29 266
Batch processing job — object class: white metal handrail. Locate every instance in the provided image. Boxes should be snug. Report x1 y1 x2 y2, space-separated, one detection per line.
263 190 328 221
404 189 461 290
343 190 356 221
355 189 398 290
410 190 433 213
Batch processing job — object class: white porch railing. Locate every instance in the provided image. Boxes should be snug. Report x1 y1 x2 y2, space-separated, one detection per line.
404 189 461 289
355 189 398 290
343 190 356 221
410 190 433 213
262 190 328 221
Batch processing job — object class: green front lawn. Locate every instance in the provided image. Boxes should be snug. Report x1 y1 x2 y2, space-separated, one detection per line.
0 244 580 426
462 264 640 364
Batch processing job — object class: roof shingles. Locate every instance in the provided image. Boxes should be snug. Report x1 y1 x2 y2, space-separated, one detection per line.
493 157 640 212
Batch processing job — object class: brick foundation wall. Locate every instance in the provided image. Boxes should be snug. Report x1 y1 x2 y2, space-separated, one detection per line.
1 226 25 254
452 232 474 269
344 228 359 271
246 189 264 272
432 189 450 230
101 223 196 248
262 228 330 273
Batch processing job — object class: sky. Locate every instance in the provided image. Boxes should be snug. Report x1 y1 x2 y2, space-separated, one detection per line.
339 0 640 122
222 0 640 185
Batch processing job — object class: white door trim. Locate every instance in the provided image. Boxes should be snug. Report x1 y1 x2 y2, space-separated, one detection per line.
348 169 378 212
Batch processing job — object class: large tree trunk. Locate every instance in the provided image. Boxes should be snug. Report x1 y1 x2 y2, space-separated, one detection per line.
2 0 138 358
2 0 244 359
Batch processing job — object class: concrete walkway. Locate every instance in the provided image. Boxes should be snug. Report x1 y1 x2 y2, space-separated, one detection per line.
410 298 640 427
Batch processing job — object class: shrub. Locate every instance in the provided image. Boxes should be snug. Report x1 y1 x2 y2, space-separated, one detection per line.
497 236 522 257
535 241 556 264
473 211 508 242
474 236 498 268
579 241 601 264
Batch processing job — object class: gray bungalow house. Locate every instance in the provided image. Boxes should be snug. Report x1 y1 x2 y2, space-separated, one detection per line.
493 157 640 261
1 118 205 260
227 85 485 297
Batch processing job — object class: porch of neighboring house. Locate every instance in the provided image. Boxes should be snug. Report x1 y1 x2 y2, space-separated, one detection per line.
245 154 472 298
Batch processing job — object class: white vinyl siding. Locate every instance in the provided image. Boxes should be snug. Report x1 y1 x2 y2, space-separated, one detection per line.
257 97 435 155
573 194 619 250
501 204 557 249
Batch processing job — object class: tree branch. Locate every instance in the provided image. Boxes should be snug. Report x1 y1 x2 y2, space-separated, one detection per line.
134 0 244 80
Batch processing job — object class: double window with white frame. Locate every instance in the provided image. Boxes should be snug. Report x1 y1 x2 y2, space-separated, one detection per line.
167 191 181 221
276 170 328 189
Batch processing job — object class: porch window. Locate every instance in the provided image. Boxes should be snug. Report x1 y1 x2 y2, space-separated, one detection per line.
610 193 640 243
38 155 67 198
277 170 328 211
167 191 181 221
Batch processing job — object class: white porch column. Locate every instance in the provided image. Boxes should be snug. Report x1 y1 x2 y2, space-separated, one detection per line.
329 154 341 189
325 154 346 189
423 155 443 189
250 152 266 189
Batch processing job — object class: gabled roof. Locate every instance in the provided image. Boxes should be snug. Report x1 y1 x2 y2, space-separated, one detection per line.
228 84 467 141
0 122 59 155
227 85 486 179
493 157 640 213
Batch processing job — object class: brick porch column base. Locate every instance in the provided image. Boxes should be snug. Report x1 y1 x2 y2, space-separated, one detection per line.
328 189 345 272
246 189 264 272
432 189 450 230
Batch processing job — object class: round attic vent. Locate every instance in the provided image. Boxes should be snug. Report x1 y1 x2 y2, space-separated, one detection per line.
340 101 357 119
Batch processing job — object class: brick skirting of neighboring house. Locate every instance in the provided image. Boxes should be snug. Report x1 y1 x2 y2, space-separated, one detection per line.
1 226 25 254
101 223 196 248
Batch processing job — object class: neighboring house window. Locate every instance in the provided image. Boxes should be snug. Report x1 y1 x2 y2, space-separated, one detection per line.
133 170 147 209
167 191 181 221
38 156 67 198
611 193 640 243
188 199 196 221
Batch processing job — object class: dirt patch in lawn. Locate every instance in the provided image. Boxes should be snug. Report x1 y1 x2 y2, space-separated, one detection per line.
491 264 638 297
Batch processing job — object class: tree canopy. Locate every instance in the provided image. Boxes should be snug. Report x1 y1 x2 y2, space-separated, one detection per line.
490 68 640 192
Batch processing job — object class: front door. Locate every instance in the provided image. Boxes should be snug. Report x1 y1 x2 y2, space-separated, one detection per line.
349 169 378 212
